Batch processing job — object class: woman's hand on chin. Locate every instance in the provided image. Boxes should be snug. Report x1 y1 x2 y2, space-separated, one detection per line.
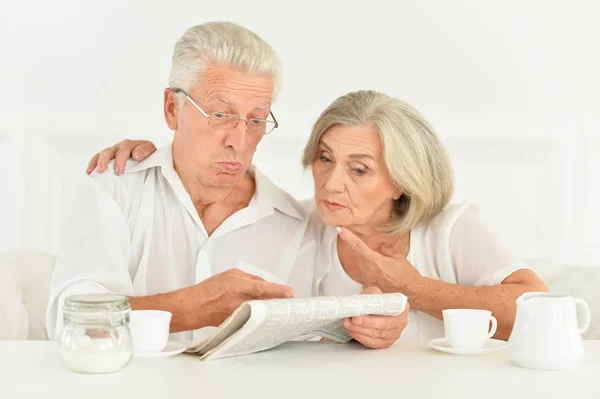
336 226 422 294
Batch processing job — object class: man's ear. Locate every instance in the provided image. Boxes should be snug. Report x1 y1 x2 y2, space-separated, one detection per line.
164 88 179 131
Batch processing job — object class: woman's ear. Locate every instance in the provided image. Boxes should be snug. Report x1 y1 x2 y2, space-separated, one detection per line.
392 188 402 201
164 88 179 131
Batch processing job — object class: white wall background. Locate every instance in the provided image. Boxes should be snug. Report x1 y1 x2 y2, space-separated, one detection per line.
1 0 599 265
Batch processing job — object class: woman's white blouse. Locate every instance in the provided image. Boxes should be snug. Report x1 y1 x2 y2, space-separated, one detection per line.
310 200 532 342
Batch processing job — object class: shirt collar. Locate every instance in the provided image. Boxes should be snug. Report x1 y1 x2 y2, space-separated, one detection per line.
128 144 175 175
248 166 306 220
127 144 306 221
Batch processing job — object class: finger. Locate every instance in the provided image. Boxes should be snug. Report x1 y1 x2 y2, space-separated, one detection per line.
132 141 157 161
347 331 395 349
244 274 265 282
86 153 100 174
249 281 294 299
347 314 405 331
343 318 401 340
113 140 139 176
336 226 380 261
231 268 265 281
359 286 381 295
97 146 118 173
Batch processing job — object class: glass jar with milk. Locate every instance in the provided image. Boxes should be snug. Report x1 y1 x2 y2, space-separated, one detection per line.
59 294 133 373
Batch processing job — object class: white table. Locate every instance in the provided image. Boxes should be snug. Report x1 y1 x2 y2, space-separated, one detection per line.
1 340 599 399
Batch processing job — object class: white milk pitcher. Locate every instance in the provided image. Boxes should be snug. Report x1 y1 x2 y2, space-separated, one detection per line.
509 292 591 370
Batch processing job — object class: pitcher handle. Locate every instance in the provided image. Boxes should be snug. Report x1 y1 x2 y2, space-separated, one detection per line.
574 298 591 334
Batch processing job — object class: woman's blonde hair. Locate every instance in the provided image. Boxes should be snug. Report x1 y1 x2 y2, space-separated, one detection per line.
302 90 454 234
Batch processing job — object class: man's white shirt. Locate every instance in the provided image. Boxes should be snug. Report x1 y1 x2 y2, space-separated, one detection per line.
46 145 317 343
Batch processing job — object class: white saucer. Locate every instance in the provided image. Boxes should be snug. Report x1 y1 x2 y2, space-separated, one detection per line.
428 338 510 355
133 341 187 359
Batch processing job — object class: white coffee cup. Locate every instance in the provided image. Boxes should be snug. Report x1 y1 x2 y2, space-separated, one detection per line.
442 309 497 350
129 310 172 353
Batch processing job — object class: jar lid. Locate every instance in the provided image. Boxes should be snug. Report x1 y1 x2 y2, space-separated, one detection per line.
64 294 131 313
63 294 131 327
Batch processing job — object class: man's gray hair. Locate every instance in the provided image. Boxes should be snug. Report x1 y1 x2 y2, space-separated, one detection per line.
302 90 454 234
168 21 282 102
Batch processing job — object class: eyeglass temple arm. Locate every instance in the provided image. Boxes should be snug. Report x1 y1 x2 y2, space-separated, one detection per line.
270 111 279 128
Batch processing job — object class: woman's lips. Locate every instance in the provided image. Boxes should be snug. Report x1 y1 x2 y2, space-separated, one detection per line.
324 200 346 211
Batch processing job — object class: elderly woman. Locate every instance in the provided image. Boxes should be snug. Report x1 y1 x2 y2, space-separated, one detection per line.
88 90 547 342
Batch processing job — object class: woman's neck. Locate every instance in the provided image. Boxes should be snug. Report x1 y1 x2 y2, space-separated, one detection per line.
344 226 401 249
342 210 395 244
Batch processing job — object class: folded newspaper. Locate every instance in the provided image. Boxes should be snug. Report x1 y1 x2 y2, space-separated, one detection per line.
185 293 407 361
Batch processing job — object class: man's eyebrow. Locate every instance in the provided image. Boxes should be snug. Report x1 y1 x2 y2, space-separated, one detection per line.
209 95 272 110
209 95 235 106
207 95 271 110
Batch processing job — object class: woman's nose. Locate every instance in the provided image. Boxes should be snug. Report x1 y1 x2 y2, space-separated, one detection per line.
324 165 346 193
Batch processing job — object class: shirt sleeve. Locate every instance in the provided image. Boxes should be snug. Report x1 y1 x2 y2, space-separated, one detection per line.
448 204 533 287
46 172 134 339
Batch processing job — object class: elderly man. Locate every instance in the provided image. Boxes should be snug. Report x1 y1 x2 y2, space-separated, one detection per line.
47 21 408 348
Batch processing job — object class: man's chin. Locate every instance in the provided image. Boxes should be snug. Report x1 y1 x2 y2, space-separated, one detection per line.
212 172 242 186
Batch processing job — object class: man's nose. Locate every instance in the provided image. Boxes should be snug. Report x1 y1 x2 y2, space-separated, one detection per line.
223 120 248 151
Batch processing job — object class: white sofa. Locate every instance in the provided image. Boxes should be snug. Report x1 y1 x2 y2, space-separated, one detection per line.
0 251 56 340
0 250 599 340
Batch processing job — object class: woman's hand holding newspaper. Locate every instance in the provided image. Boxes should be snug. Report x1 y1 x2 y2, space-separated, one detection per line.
340 286 409 349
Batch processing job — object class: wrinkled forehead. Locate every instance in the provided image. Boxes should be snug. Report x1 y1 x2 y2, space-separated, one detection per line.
319 124 384 158
193 65 275 108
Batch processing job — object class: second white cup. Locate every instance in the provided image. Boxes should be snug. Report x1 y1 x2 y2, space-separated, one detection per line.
442 309 497 350
129 310 172 353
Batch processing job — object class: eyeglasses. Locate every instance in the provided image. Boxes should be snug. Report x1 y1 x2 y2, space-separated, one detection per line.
173 88 279 135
